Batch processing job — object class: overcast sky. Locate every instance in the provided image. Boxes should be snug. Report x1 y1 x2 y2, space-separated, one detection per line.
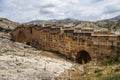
0 0 120 22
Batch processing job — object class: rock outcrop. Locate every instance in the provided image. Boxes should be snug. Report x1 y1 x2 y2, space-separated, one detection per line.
0 18 20 32
0 31 73 80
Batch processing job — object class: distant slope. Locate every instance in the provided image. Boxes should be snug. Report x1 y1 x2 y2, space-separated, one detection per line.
77 21 100 29
27 15 120 29
29 20 44 24
28 18 106 29
0 18 20 31
96 15 120 29
113 15 120 19
29 18 82 24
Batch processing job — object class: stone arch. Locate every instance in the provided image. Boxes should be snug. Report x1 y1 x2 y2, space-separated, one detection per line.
76 50 91 64
17 31 26 42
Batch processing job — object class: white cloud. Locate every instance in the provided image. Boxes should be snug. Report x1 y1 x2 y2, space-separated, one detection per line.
0 0 120 22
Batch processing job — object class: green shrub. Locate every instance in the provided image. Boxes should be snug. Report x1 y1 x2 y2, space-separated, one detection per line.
0 27 11 32
100 74 120 80
94 68 102 77
98 55 120 65
87 74 120 80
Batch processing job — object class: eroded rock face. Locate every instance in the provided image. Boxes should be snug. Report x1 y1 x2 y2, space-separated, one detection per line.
11 24 120 63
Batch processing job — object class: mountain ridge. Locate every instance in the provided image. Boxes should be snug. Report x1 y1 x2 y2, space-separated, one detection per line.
0 15 120 30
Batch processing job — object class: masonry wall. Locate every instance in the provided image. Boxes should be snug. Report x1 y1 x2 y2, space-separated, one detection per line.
11 25 120 62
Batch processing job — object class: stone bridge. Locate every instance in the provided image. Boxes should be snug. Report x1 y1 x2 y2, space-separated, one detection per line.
11 24 120 63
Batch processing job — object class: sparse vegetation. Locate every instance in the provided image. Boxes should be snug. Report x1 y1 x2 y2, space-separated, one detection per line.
98 55 120 66
56 56 120 80
87 74 120 80
4 29 12 33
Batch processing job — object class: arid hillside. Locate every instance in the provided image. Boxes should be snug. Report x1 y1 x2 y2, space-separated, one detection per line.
0 18 20 32
96 15 120 29
28 15 120 31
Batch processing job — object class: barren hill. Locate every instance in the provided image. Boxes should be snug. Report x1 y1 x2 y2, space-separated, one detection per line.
0 18 20 32
96 15 120 29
